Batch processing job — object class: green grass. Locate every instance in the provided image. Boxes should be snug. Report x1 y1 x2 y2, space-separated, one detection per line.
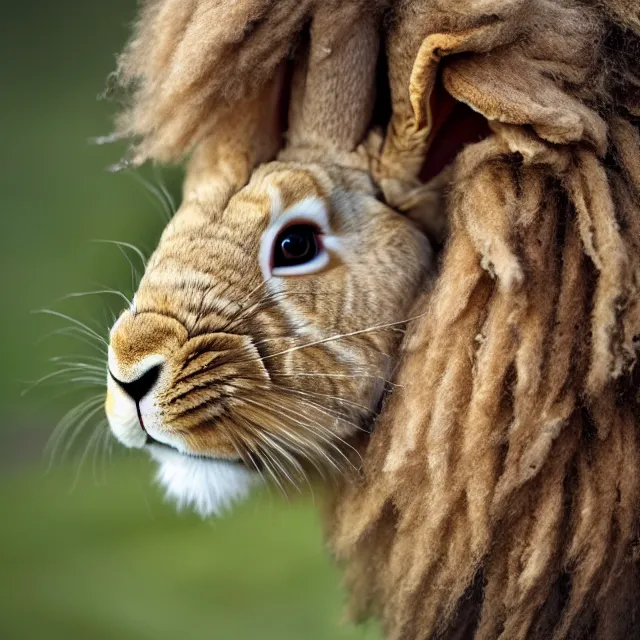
0 456 380 640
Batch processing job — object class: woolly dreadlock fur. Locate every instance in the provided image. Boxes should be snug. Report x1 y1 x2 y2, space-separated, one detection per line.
111 0 640 638
328 3 640 639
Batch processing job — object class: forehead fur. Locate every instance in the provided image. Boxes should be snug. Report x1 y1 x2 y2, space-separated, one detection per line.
239 164 330 215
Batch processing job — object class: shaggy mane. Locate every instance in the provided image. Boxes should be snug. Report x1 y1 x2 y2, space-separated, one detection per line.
329 2 640 639
112 1 640 638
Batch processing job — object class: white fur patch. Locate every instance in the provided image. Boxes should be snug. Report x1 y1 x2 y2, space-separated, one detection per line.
260 193 337 279
148 444 260 517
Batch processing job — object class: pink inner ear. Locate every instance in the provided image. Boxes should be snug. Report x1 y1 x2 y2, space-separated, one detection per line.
420 86 491 183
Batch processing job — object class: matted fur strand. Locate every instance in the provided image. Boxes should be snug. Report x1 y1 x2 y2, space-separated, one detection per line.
328 1 640 639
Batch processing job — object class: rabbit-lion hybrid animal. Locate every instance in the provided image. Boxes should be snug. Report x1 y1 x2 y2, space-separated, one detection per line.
102 1 640 639
106 3 433 514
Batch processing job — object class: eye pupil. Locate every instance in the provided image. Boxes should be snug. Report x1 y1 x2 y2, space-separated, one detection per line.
281 232 310 259
273 224 319 267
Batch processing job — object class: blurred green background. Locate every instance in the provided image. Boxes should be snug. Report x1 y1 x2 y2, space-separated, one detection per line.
0 3 379 638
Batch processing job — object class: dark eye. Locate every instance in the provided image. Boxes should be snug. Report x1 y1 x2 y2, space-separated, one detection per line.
273 224 319 267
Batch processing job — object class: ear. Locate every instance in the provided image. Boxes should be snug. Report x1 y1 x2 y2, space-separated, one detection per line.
285 4 381 156
183 65 286 208
374 0 608 230
371 4 522 231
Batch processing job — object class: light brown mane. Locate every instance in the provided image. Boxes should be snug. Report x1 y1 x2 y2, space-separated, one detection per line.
112 1 640 637
328 3 640 638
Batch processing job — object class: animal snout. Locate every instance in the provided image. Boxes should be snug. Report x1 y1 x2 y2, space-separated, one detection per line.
106 309 187 448
110 363 162 404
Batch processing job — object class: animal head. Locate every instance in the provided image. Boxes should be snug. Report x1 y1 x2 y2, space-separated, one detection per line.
103 0 438 517
106 158 431 515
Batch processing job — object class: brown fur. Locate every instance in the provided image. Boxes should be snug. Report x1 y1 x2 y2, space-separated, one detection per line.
109 0 640 638
113 0 387 164
108 156 429 473
328 2 640 639
106 62 431 498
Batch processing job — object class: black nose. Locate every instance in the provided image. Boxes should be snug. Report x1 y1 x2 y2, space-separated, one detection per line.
110 364 162 403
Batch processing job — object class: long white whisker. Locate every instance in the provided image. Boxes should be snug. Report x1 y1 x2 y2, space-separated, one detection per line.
21 366 106 396
37 327 108 355
238 395 357 475
50 354 106 365
273 383 375 415
252 432 305 492
58 289 132 307
61 403 106 464
152 165 177 216
242 313 426 364
33 309 108 347
45 395 105 471
235 396 326 477
68 376 107 386
128 170 172 221
250 383 365 431
91 239 147 270
49 359 105 373
272 402 362 471
274 370 403 388
71 421 107 492
253 444 290 499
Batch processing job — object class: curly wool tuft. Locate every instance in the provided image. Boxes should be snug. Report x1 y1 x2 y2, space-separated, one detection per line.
327 2 640 639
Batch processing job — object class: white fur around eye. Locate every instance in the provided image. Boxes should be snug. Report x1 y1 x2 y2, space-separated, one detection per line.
259 196 336 279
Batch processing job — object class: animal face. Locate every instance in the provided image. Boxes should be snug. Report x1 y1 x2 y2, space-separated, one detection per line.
105 161 431 515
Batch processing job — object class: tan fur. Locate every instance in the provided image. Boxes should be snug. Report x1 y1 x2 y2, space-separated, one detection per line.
328 3 640 640
108 92 431 484
113 0 387 165
107 0 640 638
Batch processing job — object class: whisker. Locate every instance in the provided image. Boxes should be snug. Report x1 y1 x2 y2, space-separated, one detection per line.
271 401 362 471
33 309 108 347
127 170 172 222
49 359 105 373
50 354 106 365
60 402 106 464
235 396 332 480
222 290 336 332
227 428 270 490
71 420 107 492
45 395 105 471
239 313 427 364
274 370 403 389
253 431 305 491
37 327 108 355
67 376 107 386
237 394 359 475
252 443 290 499
21 366 105 396
272 383 375 415
249 383 366 431
58 288 132 308
94 423 111 486
91 239 147 270
152 165 177 216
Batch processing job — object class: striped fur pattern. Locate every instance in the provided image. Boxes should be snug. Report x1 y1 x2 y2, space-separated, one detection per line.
105 159 431 515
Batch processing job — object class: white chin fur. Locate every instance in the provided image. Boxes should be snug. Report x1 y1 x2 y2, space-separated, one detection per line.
148 445 260 517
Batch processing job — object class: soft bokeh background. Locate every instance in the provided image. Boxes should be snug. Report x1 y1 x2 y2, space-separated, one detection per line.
0 3 379 638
